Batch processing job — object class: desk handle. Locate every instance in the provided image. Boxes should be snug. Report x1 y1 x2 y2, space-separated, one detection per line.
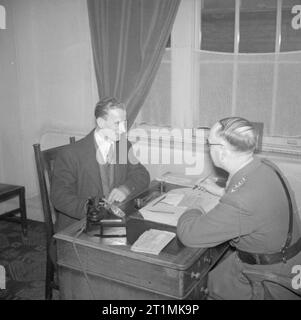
204 256 212 265
191 271 201 279
200 287 209 296
204 249 213 265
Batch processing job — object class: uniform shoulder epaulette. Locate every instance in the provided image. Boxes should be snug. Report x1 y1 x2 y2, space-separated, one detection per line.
230 177 247 193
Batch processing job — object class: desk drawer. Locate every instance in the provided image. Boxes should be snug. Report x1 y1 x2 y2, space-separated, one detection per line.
182 248 217 299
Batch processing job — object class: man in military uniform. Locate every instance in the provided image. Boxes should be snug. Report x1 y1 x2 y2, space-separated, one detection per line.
177 117 301 299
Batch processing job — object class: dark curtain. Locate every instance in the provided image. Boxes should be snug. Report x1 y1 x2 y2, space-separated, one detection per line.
87 0 180 127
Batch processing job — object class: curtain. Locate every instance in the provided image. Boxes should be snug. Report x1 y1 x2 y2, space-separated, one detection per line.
87 0 180 127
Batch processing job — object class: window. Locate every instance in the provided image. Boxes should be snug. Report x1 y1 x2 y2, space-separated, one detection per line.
137 0 301 154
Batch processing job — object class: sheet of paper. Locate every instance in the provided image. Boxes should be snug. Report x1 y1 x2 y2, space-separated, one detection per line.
174 188 221 213
131 229 176 255
139 205 187 226
146 193 184 213
160 193 184 206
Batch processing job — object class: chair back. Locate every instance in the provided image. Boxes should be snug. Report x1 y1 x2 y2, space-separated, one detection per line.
33 137 75 245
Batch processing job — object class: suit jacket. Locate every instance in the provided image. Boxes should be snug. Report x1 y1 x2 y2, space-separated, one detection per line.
50 130 150 231
177 157 301 299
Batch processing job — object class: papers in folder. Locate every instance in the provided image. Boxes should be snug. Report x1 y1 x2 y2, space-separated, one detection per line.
139 188 220 226
131 229 176 255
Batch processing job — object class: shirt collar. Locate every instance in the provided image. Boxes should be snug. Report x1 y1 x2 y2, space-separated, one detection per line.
94 129 114 162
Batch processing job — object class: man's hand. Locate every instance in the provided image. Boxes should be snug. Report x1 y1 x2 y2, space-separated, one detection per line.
197 178 225 197
108 186 130 203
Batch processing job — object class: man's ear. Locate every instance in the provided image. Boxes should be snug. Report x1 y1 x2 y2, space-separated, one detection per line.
96 117 104 129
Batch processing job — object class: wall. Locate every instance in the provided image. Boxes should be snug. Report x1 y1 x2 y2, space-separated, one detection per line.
0 0 98 220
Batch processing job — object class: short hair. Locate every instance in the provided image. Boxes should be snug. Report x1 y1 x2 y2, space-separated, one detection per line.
94 97 125 119
216 117 257 152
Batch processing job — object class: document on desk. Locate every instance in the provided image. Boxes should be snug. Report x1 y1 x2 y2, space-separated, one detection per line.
139 188 221 226
174 188 221 213
156 172 202 188
131 229 176 255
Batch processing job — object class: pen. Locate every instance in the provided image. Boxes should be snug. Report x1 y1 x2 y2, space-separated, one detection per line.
192 173 211 190
148 209 174 214
151 195 167 207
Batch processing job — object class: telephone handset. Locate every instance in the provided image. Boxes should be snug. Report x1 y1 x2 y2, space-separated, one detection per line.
102 198 126 219
84 196 126 235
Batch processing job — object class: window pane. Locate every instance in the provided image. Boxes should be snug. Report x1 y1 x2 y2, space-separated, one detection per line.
194 52 234 127
281 3 301 52
274 53 301 135
235 57 275 134
239 0 277 53
201 0 235 52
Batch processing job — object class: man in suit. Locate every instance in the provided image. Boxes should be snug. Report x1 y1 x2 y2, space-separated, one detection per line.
177 117 301 299
51 97 150 231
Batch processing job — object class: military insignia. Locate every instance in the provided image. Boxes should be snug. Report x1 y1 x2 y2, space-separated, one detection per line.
230 177 246 193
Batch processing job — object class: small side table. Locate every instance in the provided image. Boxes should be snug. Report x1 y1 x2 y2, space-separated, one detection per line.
0 183 28 236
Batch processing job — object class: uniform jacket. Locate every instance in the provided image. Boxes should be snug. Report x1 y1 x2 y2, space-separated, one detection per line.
177 157 301 299
50 130 150 231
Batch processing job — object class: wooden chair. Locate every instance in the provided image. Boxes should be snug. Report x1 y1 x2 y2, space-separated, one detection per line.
33 136 75 300
0 184 27 237
242 268 301 300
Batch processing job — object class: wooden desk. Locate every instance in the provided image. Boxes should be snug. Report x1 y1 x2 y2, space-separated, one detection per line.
54 184 229 300
55 222 228 300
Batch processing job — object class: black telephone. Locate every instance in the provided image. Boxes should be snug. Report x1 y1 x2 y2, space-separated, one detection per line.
84 196 126 237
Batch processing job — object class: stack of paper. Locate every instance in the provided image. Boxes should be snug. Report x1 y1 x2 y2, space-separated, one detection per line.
131 229 176 255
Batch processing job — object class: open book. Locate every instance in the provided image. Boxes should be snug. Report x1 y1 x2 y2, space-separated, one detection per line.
130 229 176 255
